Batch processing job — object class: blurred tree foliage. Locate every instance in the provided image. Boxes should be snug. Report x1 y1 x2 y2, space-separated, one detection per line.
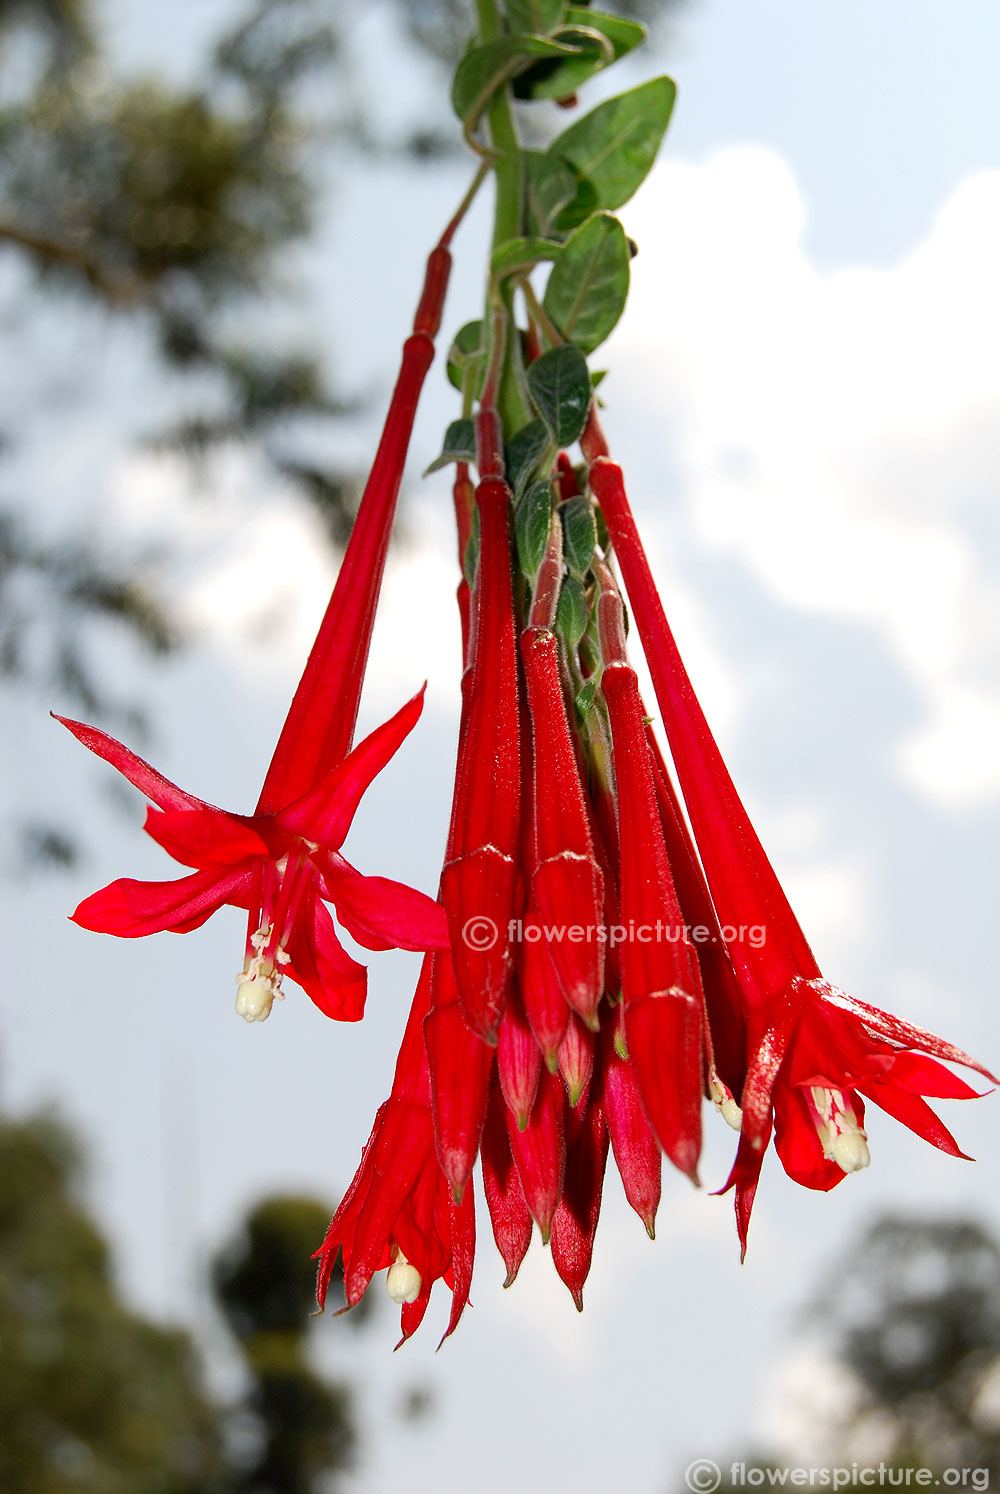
0 1109 224 1492
0 1105 408 1493
814 1215 1000 1475
212 1195 366 1494
677 1215 1000 1494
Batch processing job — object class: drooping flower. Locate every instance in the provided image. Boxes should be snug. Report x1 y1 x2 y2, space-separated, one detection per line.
60 690 448 1022
315 958 475 1345
60 238 456 1022
589 453 995 1251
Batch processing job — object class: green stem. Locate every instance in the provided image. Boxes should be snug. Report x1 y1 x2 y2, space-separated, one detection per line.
476 0 533 435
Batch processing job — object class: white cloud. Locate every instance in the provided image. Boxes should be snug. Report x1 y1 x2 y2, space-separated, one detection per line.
615 148 1000 808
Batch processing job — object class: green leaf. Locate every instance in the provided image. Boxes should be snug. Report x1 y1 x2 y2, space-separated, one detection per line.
556 574 588 649
543 212 630 354
446 319 483 393
524 150 577 237
452 35 595 124
574 677 598 721
564 8 645 61
515 481 554 579
560 495 597 577
546 76 676 231
511 28 611 102
504 0 565 31
463 505 481 587
423 419 476 476
527 344 591 448
490 236 562 280
506 418 551 497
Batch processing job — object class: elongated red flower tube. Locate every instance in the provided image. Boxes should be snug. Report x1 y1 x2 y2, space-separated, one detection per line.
481 1076 533 1287
442 462 522 1041
521 624 605 1028
600 1022 662 1239
507 1065 566 1243
550 1092 609 1311
590 455 995 1250
596 565 705 1181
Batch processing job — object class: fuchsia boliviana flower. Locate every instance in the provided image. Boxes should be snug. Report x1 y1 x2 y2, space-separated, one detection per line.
59 223 461 1023
60 5 993 1341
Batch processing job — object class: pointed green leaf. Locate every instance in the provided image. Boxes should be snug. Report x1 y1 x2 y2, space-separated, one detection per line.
506 419 551 497
423 419 477 476
543 212 630 354
564 8 645 61
560 495 597 578
452 34 597 124
515 481 554 579
463 505 481 587
574 677 598 722
527 344 591 448
546 76 676 231
556 573 588 649
504 0 565 31
490 236 562 281
524 150 577 237
511 28 612 102
446 319 484 393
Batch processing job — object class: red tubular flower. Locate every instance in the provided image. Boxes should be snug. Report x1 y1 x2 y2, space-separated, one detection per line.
481 1075 533 1287
61 691 448 1022
442 466 522 1041
557 1013 595 1109
600 1022 662 1239
497 982 542 1131
521 624 605 1028
596 566 705 1181
550 1091 609 1311
517 911 571 1067
60 240 455 1023
590 455 995 1250
507 1065 566 1243
424 947 494 1199
315 961 475 1346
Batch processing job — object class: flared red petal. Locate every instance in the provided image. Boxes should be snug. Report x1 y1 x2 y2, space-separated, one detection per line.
324 859 449 954
55 714 212 813
71 864 246 937
284 891 368 1022
144 805 269 868
860 1082 972 1160
278 688 426 849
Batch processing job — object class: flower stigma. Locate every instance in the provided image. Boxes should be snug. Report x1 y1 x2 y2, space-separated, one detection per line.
386 1249 422 1305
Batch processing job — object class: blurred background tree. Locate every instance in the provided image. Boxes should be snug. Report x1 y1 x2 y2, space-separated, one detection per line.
672 1214 1000 1493
0 1100 400 1492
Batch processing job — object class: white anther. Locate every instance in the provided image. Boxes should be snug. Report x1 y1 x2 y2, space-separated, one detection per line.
386 1256 422 1305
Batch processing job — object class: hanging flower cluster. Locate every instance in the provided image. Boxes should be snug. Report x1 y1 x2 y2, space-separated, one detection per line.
61 2 992 1345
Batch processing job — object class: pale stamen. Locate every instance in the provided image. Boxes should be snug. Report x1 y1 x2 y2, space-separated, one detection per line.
810 1085 870 1173
709 1071 743 1132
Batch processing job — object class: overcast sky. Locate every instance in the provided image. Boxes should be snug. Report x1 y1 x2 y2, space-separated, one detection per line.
4 2 1000 1491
